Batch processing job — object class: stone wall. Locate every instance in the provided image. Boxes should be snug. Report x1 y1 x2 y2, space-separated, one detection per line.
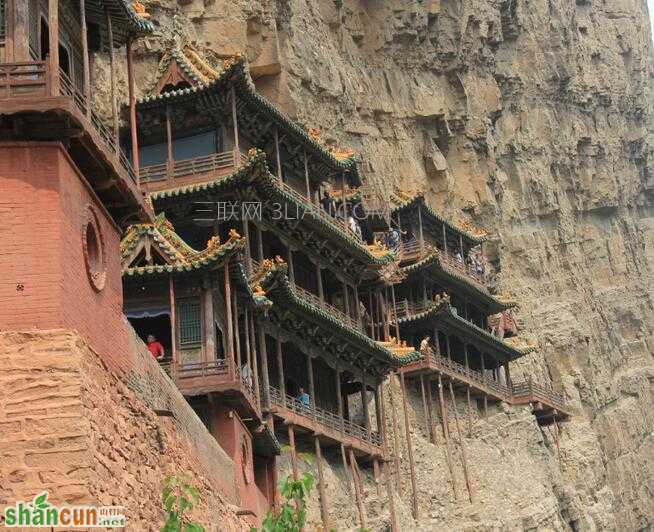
0 330 250 531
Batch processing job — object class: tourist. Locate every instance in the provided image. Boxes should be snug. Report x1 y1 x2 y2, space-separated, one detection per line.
320 190 334 215
348 214 361 239
297 386 310 407
387 228 400 250
455 251 463 263
419 336 431 353
241 362 253 387
146 334 165 360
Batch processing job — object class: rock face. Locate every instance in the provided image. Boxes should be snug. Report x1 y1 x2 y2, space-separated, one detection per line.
115 0 654 529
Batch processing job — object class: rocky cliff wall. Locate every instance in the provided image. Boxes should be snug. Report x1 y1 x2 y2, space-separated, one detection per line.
109 0 654 529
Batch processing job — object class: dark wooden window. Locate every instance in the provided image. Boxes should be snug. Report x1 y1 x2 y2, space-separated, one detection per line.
177 299 201 346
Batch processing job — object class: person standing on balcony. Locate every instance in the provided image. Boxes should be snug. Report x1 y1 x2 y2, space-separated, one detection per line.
146 334 165 360
420 336 431 354
298 386 310 407
321 189 334 215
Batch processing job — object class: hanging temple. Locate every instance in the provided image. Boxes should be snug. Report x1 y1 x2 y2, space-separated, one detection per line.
0 2 570 528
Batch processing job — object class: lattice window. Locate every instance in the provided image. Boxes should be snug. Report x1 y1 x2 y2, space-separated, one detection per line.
0 0 5 44
177 299 201 346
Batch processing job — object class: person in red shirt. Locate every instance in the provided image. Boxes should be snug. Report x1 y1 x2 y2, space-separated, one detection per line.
146 334 165 360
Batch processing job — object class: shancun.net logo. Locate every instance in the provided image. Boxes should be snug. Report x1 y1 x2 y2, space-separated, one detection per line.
3 491 126 528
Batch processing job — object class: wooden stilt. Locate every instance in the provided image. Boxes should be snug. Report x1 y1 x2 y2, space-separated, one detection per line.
340 443 352 491
388 374 402 491
426 378 437 444
276 338 285 404
256 226 264 261
419 374 431 441
79 0 91 115
232 294 241 369
448 382 474 503
203 277 216 363
231 87 240 165
316 263 324 302
303 150 311 201
224 262 234 377
373 457 381 497
314 436 330 531
437 373 458 500
169 276 177 368
349 448 366 529
553 411 562 461
399 372 419 519
126 37 139 183
307 354 315 407
258 328 271 408
467 385 473 437
275 127 283 181
391 284 401 340
48 0 60 96
383 461 399 532
105 8 118 149
248 313 260 409
361 372 371 439
288 425 299 480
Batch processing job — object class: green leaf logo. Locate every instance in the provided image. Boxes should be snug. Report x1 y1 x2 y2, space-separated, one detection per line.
33 492 49 509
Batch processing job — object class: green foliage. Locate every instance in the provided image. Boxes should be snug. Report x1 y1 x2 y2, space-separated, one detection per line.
257 472 314 532
160 473 205 532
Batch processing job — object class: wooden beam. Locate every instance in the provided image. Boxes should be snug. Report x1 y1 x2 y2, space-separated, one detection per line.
105 8 118 150
169 276 177 367
276 337 285 405
165 105 173 178
340 443 352 491
426 378 437 443
437 373 458 500
383 461 399 532
420 374 431 441
233 293 241 370
79 0 91 115
126 38 139 183
307 353 315 407
288 425 299 481
418 203 424 252
314 437 331 531
316 263 324 302
304 150 311 201
258 328 271 408
275 127 282 181
248 311 261 410
448 381 474 503
348 448 366 529
361 372 371 439
203 275 216 363
388 374 402 491
391 284 401 341
400 371 419 519
231 87 240 165
48 0 60 96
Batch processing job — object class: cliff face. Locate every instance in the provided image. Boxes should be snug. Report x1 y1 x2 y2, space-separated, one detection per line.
123 0 654 529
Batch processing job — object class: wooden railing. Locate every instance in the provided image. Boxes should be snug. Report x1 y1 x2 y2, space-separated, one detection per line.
174 358 228 378
58 69 138 184
439 247 487 286
268 385 382 448
0 61 48 97
290 282 363 333
392 298 433 321
276 179 363 242
423 349 511 400
511 378 567 412
140 150 248 183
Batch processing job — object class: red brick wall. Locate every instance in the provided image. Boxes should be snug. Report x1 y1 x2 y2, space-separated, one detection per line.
0 143 130 366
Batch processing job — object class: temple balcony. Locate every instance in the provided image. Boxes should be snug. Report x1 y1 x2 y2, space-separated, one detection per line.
0 63 150 222
401 349 570 425
139 149 249 193
161 359 261 422
267 385 383 460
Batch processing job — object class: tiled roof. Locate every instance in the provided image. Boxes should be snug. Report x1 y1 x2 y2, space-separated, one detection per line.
257 261 421 368
136 57 359 182
120 214 244 276
401 250 514 312
149 151 396 267
394 300 535 361
156 44 223 87
392 194 487 245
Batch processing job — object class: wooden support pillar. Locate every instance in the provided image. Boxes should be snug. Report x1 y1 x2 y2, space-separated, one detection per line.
425 378 437 443
343 280 350 318
448 381 474 503
314 437 331 531
335 367 344 431
165 105 174 178
105 9 119 150
126 37 139 182
399 372 419 519
388 374 402 491
242 219 252 274
442 223 448 254
437 373 458 500
348 448 366 529
233 294 242 370
79 0 90 114
224 262 234 376
256 226 264 262
419 374 430 441
274 127 282 181
48 0 60 96
445 333 452 360
203 277 216 363
481 353 488 416
353 285 362 328
258 328 271 408
504 360 512 389
459 234 464 260
243 308 252 369
373 382 383 441
316 263 324 302
466 385 473 437
276 338 285 403
418 203 424 252
372 457 381 497
340 443 352 491
231 87 240 165
361 372 371 439
288 425 299 481
368 290 376 340
248 312 260 409
307 354 315 408
553 412 562 461
382 289 390 341
383 462 399 532
303 150 311 201
287 247 295 283
391 284 400 341
169 276 177 367
340 172 347 220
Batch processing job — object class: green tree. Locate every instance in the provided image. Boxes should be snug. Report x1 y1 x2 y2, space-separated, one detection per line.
258 472 314 532
160 473 205 532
